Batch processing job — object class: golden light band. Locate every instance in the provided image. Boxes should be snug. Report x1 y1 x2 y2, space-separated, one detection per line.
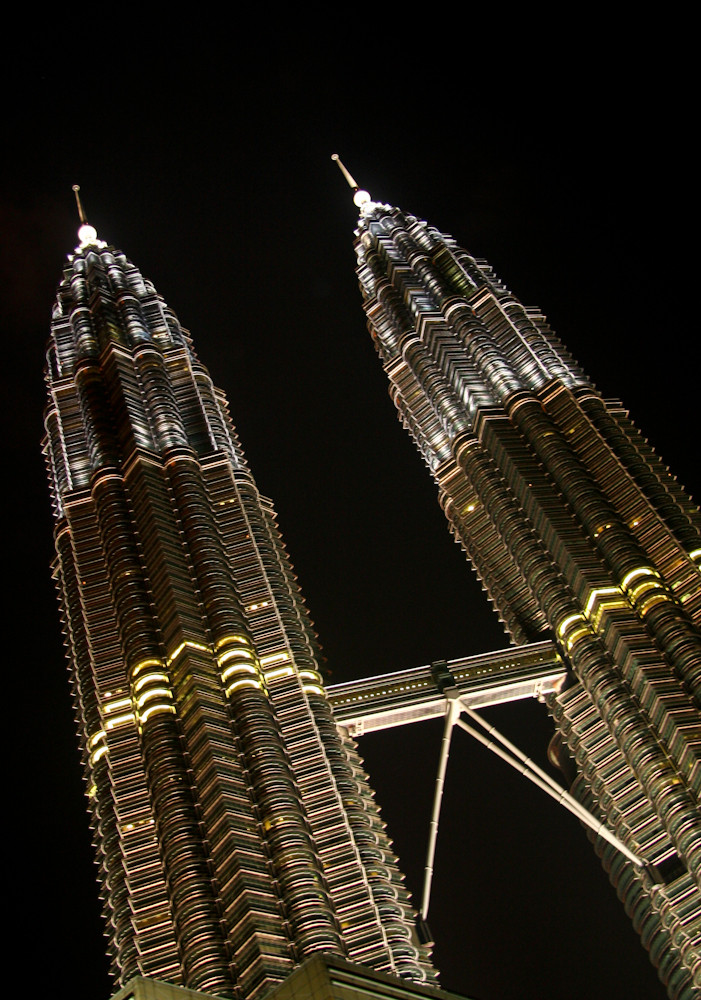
133 671 170 693
221 662 259 684
557 614 586 639
106 712 136 730
638 592 670 616
225 678 263 696
218 647 255 666
584 586 621 618
628 579 664 602
302 683 325 696
264 665 295 680
214 633 249 651
131 657 165 677
103 697 132 714
620 566 660 590
140 703 177 723
299 669 321 682
167 639 209 664
90 744 108 765
136 687 173 709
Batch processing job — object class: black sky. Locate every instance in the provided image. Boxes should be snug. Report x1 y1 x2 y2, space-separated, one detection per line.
2 27 696 1000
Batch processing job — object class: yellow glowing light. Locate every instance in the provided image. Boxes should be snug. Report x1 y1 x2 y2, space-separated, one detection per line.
584 587 622 618
106 712 136 730
302 684 325 696
167 639 209 664
557 614 586 639
88 730 106 749
133 672 170 693
264 666 295 680
218 647 255 666
90 745 108 765
214 634 249 651
136 687 173 708
131 658 164 677
104 697 133 714
565 626 593 652
140 703 176 723
581 586 629 631
260 651 289 666
638 592 670 616
628 579 663 602
225 679 263 696
621 567 659 591
221 662 259 683
299 669 321 681
592 599 627 630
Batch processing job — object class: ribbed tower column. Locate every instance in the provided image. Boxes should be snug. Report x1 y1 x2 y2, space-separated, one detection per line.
339 167 701 999
44 212 436 997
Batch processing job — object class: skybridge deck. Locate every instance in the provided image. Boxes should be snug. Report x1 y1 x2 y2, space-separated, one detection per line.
327 641 566 735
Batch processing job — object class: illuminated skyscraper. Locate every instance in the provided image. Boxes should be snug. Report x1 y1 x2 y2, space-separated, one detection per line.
43 205 437 999
337 162 701 999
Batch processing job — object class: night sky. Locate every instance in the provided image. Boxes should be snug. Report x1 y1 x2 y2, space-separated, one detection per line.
3 28 696 1000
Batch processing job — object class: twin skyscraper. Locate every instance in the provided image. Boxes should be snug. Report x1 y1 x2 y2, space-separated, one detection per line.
43 171 700 999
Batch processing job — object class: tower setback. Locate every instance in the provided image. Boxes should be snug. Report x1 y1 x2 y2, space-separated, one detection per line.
345 181 701 999
43 219 436 998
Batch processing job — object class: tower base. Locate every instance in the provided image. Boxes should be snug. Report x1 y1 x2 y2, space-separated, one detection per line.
111 957 474 1000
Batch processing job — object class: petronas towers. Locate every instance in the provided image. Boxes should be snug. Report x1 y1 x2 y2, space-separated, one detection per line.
43 171 700 1000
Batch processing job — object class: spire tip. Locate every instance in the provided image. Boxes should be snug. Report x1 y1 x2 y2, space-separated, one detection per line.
72 185 99 247
331 155 372 209
72 184 88 224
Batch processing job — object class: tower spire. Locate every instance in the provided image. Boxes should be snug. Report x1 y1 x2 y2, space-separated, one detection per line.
331 154 372 207
72 184 100 247
72 183 87 224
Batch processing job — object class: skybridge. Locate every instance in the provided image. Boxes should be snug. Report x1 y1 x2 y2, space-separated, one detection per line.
327 640 566 735
328 642 651 927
